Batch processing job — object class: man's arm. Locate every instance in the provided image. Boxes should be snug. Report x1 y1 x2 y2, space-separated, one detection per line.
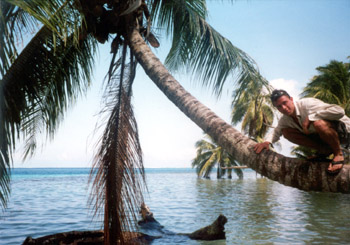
304 98 345 121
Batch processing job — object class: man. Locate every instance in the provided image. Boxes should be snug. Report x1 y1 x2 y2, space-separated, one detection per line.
254 89 350 174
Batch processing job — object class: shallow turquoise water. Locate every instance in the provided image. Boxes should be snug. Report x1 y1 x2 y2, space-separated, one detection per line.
1 168 349 244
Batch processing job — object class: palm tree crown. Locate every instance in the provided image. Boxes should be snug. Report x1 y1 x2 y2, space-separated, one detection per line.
301 59 350 116
231 75 274 141
192 134 243 179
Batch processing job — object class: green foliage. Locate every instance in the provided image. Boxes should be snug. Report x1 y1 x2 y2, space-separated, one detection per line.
150 0 263 96
192 134 243 179
291 145 318 159
301 59 350 116
231 74 274 140
0 0 97 210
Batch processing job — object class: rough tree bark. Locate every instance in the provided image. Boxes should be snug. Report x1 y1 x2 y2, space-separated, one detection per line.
127 28 350 193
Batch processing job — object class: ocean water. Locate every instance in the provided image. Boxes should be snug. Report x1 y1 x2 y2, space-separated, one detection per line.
1 168 350 244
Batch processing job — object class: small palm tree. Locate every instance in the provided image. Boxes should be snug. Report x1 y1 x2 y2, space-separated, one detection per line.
231 75 274 141
192 134 243 179
301 59 350 116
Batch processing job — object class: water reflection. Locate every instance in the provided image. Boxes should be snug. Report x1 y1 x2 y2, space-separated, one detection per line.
193 172 350 244
300 192 350 244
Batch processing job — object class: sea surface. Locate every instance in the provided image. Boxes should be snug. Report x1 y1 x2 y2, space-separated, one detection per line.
1 168 349 244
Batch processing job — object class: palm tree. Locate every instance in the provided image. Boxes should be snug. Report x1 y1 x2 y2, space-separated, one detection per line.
301 59 350 116
1 0 264 243
2 0 350 243
192 134 243 179
231 76 274 141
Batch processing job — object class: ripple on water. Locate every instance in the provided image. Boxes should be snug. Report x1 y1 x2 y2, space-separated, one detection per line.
1 169 350 244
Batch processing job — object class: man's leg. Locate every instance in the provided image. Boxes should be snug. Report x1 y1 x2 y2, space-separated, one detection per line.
313 120 344 173
281 128 331 154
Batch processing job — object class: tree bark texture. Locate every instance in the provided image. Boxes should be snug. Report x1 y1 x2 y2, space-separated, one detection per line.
22 230 156 244
128 28 350 193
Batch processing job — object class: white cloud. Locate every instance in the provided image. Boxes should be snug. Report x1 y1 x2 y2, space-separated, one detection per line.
269 78 302 99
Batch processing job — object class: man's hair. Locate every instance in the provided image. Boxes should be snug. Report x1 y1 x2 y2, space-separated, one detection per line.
270 89 290 103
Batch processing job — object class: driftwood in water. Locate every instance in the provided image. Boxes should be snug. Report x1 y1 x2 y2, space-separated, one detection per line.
23 230 105 244
186 214 227 240
139 203 227 241
23 230 157 244
23 204 227 244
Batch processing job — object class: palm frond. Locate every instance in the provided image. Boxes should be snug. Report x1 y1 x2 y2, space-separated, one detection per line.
198 150 217 178
0 0 97 210
0 1 39 76
7 0 83 47
89 44 145 244
150 0 265 96
301 60 350 114
3 24 96 159
0 88 10 210
192 133 244 179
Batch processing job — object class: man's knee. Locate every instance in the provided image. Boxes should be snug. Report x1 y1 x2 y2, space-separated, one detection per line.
281 128 299 138
313 120 332 131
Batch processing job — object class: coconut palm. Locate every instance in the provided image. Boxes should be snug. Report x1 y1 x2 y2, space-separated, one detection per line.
2 1 350 243
1 0 264 242
192 134 243 179
231 76 274 141
301 59 350 116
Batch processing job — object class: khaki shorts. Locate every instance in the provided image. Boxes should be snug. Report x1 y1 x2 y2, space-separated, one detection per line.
334 121 350 148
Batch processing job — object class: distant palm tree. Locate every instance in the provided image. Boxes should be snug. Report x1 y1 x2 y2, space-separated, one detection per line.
192 135 243 179
231 76 274 141
301 59 350 116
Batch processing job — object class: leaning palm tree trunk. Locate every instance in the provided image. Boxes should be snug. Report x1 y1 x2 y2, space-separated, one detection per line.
128 28 350 193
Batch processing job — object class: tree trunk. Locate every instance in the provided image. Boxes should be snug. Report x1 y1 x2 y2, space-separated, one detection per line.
127 28 350 193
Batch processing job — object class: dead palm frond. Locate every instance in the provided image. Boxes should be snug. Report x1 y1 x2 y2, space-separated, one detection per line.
89 43 145 244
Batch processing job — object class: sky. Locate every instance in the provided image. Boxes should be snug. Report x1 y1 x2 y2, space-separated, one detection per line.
13 0 350 168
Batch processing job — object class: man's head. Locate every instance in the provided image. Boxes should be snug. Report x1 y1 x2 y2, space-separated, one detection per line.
270 89 295 116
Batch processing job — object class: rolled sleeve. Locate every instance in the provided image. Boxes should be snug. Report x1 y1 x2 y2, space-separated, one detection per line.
308 105 345 121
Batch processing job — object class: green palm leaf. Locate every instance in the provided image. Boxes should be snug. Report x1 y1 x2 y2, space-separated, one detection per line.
150 0 264 95
301 59 350 116
192 134 243 178
0 0 97 209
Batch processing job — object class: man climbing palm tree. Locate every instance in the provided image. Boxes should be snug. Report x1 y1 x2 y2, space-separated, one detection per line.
254 89 350 175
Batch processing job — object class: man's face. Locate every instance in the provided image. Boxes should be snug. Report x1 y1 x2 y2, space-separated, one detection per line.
273 95 295 116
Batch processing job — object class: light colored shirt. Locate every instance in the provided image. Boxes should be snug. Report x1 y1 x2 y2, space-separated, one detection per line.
265 97 350 143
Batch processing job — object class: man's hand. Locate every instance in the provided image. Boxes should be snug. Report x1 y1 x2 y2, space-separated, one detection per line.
302 116 312 134
254 141 271 154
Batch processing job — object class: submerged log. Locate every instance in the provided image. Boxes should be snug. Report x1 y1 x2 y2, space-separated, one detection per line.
187 214 227 240
23 204 227 244
138 203 227 241
22 230 157 244
23 230 105 244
